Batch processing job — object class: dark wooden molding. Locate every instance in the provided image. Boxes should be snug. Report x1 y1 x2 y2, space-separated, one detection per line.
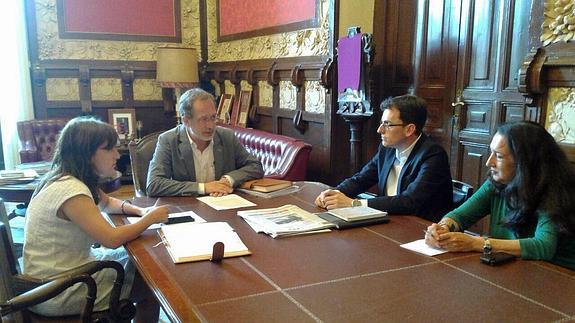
78 65 92 113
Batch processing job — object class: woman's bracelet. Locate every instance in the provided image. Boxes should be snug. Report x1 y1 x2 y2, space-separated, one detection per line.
121 200 133 215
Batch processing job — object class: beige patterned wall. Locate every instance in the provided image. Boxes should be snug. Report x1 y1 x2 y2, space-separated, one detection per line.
279 81 297 110
546 87 575 144
206 0 330 62
46 78 79 101
34 0 201 101
258 81 273 108
541 0 575 46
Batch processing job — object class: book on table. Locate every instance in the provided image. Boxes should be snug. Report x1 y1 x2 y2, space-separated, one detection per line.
241 178 293 193
159 222 251 263
316 206 389 229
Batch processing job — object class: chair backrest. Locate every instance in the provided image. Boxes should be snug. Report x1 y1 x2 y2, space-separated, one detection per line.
128 132 161 197
452 180 474 209
17 119 68 163
0 223 22 322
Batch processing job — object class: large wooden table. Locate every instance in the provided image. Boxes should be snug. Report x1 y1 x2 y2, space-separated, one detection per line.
115 182 575 322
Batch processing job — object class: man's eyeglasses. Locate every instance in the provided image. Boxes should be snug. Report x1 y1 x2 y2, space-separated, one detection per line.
195 115 218 124
380 121 407 130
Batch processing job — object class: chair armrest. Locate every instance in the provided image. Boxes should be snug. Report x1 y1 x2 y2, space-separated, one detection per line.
1 274 97 321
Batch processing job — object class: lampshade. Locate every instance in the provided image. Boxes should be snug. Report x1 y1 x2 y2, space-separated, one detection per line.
156 47 199 88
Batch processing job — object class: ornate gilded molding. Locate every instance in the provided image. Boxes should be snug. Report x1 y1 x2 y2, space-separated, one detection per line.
46 78 79 100
541 0 575 46
304 81 325 113
224 80 235 94
279 81 297 110
133 79 163 101
546 87 575 144
240 80 253 91
35 0 201 61
91 79 122 101
258 81 273 107
206 0 330 62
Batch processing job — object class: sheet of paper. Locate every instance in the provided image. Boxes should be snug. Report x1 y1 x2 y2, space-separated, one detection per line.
400 239 447 256
127 210 205 230
197 194 256 210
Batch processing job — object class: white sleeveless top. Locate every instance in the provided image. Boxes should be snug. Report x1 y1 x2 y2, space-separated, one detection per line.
23 176 133 316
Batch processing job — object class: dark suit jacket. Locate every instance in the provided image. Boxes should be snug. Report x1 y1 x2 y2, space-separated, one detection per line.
146 125 264 197
336 135 452 222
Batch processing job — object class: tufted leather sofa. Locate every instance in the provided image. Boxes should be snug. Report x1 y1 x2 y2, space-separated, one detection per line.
129 125 312 196
17 119 69 163
219 124 312 181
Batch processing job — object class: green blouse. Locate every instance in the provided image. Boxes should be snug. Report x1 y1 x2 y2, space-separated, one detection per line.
444 180 575 270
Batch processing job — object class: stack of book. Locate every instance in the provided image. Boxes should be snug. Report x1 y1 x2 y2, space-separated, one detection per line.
239 178 299 198
0 169 39 185
317 206 389 229
237 204 335 238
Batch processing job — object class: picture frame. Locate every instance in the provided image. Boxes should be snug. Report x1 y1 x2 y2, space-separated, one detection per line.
217 94 234 124
108 108 136 141
237 90 253 128
57 0 181 42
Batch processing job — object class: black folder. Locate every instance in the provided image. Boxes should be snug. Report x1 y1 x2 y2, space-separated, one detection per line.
317 212 389 229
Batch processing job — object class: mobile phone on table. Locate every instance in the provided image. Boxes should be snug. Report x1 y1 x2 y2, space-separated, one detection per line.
480 252 516 266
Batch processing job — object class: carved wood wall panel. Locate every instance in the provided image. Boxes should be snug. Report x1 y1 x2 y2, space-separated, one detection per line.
205 56 336 183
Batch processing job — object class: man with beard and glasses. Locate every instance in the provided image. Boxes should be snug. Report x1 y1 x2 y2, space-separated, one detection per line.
147 88 263 197
425 121 575 270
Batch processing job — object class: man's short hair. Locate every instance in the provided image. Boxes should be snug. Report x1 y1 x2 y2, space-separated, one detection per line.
380 95 428 134
178 88 216 119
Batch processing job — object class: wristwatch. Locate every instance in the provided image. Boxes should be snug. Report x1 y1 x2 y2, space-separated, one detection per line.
351 199 362 207
483 236 492 255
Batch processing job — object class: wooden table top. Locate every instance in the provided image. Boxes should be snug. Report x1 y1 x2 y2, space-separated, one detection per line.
114 182 575 323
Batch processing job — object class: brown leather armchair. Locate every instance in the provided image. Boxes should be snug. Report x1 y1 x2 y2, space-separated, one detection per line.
17 119 68 164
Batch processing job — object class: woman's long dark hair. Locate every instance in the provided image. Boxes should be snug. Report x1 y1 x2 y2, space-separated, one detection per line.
34 116 118 204
493 121 575 236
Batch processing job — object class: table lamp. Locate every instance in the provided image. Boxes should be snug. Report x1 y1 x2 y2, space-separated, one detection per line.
156 47 199 122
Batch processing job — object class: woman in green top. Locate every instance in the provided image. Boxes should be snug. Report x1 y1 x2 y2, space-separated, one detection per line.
425 121 575 270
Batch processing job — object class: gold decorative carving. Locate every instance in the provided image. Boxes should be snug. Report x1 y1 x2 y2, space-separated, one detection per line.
541 0 575 46
134 79 163 101
279 81 296 110
206 0 330 62
224 80 235 94
240 80 253 91
91 78 122 101
210 80 221 97
546 87 575 144
35 0 201 61
46 78 79 101
258 81 273 107
304 81 325 113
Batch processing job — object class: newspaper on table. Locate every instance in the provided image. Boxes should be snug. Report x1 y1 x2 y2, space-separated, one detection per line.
237 204 335 238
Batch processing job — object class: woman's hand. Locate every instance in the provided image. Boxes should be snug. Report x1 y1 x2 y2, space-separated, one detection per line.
435 232 482 252
424 223 449 248
141 205 169 225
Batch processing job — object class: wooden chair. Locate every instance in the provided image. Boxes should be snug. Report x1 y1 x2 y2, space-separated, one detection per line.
128 132 161 197
452 180 474 209
0 223 135 322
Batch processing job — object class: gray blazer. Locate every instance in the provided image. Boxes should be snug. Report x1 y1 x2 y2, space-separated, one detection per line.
146 125 264 197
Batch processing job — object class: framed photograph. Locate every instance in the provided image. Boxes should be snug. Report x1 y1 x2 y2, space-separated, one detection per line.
108 108 136 141
237 90 253 128
217 94 234 124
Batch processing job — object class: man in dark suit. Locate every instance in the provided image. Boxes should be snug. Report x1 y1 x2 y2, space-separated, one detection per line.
147 88 263 197
315 95 452 222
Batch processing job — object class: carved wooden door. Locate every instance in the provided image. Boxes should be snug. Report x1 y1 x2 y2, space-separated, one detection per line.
413 0 530 190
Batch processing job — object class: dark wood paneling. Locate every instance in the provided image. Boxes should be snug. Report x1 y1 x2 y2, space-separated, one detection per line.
459 141 489 192
205 56 337 184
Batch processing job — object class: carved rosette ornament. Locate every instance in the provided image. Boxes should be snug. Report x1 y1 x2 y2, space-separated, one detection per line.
541 0 575 46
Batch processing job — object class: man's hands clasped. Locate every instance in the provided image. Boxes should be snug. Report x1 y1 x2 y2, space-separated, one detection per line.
205 177 233 197
315 189 353 209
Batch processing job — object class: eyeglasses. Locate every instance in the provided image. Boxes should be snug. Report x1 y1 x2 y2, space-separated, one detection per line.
379 120 407 130
194 115 217 124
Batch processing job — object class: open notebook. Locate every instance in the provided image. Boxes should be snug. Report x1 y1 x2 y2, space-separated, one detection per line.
159 222 251 263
